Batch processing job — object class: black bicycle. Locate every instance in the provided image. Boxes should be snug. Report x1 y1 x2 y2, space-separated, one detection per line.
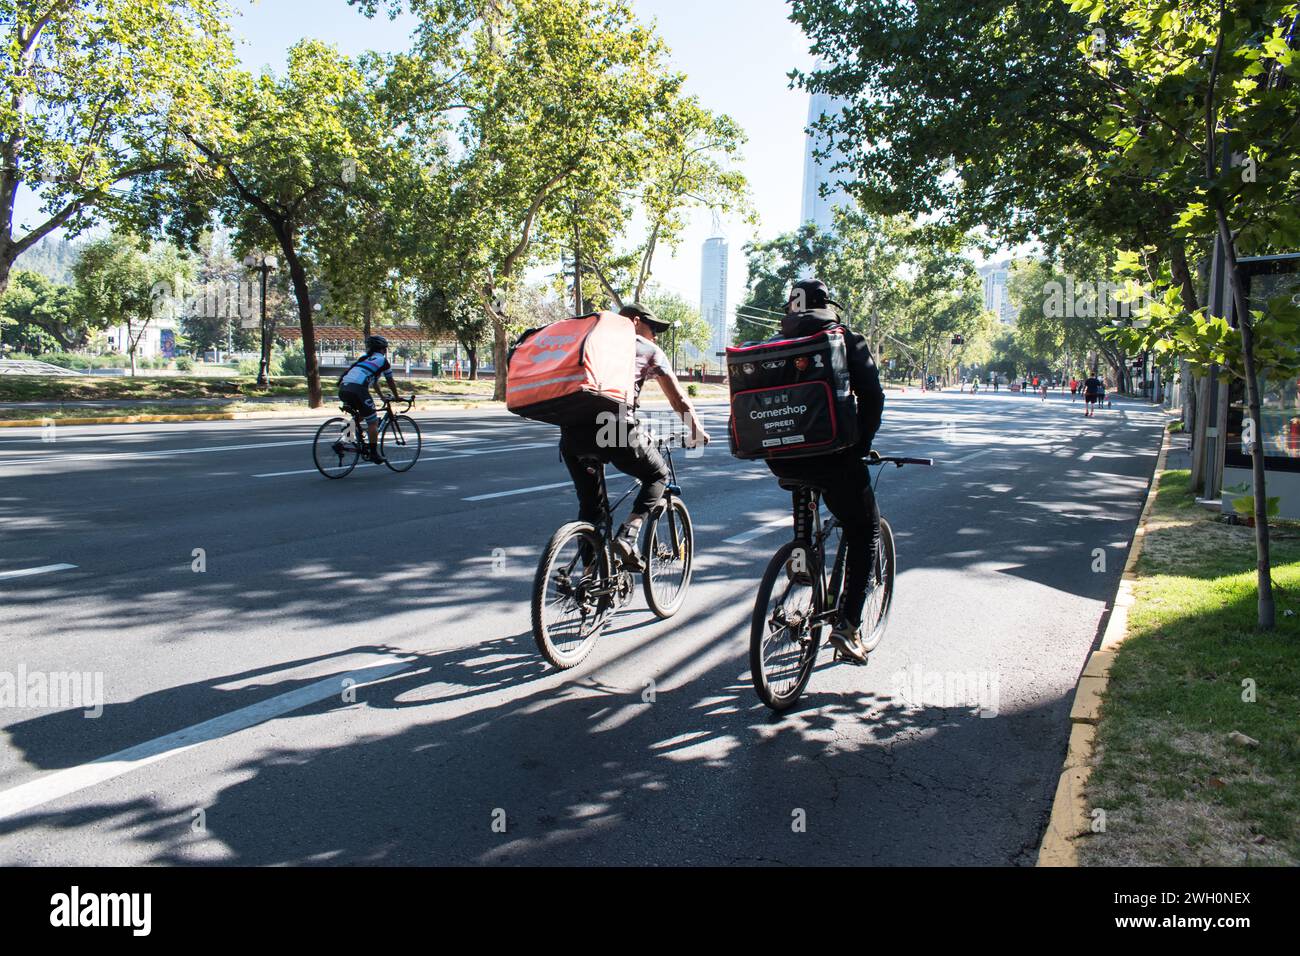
312 394 422 479
531 436 694 669
750 451 932 712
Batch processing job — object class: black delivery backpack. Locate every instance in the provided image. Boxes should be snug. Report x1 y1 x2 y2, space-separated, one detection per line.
726 326 859 460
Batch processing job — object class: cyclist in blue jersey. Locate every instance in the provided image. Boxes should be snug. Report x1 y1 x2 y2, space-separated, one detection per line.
339 335 404 463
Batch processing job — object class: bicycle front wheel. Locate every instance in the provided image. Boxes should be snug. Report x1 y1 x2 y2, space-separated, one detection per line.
531 522 611 670
642 496 693 618
381 413 422 472
313 417 360 479
859 516 895 653
750 541 824 712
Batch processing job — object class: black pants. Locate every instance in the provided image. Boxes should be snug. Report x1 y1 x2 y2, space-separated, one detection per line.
560 423 669 528
768 452 880 628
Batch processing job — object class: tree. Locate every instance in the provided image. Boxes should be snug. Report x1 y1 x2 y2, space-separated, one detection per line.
0 0 234 296
788 0 1211 330
1005 256 1133 387
178 231 257 357
585 94 751 305
389 0 687 399
1086 0 1300 629
640 290 712 368
180 41 397 406
0 269 88 351
417 287 488 378
73 234 192 375
735 224 837 343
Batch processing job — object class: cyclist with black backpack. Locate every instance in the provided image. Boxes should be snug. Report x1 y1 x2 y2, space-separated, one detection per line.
741 279 886 664
339 335 406 464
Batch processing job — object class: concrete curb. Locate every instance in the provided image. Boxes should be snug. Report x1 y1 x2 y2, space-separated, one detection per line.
1036 423 1173 866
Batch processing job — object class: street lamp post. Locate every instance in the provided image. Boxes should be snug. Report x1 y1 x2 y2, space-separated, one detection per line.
243 253 278 386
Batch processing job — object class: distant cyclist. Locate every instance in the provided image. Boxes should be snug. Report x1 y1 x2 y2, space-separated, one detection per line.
339 334 404 463
765 279 886 665
559 304 710 571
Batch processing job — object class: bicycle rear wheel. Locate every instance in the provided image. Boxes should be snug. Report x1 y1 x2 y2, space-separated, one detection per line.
313 417 360 479
381 413 422 472
859 517 895 653
642 496 693 618
750 540 824 712
531 522 611 669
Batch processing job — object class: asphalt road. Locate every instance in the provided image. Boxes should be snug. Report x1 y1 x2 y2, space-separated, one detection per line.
0 389 1165 865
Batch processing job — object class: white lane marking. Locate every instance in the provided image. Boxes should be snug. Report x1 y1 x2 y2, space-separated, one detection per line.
0 563 77 581
0 659 413 823
0 439 310 467
464 481 571 502
723 517 789 545
444 441 550 457
251 441 553 478
253 463 383 478
949 448 996 465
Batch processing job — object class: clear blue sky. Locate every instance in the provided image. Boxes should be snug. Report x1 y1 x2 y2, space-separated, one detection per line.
20 0 818 314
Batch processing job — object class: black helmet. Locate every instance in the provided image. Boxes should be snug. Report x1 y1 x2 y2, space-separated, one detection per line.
366 334 389 353
618 303 671 333
788 278 832 312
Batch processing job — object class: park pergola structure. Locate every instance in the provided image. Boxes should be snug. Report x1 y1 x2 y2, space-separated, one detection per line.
276 324 451 360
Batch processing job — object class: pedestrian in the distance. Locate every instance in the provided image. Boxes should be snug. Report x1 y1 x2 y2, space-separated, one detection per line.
1070 378 1079 401
1083 372 1104 417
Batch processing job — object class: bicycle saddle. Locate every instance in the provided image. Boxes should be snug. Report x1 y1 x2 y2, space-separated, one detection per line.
777 477 827 492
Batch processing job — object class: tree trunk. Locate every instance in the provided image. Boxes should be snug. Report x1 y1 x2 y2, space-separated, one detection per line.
1190 374 1209 489
127 319 137 376
491 317 508 401
1214 206 1275 629
363 292 372 342
467 346 478 380
272 225 322 407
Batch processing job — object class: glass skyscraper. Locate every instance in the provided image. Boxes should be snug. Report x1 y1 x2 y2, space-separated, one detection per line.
700 234 729 360
800 84 854 234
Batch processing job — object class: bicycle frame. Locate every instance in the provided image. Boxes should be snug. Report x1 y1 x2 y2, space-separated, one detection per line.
341 396 413 453
581 438 682 546
785 454 928 630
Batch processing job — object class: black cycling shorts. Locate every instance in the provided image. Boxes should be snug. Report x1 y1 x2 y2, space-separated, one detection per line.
339 383 377 421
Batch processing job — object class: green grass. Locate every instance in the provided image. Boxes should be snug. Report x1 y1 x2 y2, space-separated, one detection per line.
1080 469 1300 866
0 373 501 405
0 374 309 402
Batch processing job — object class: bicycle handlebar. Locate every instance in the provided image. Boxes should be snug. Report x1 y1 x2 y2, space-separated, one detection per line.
380 394 415 412
868 452 934 467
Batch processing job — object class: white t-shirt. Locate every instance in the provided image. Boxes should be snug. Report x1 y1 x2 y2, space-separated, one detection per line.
633 335 670 407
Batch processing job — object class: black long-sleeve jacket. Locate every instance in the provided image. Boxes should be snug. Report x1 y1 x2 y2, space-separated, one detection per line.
780 307 885 451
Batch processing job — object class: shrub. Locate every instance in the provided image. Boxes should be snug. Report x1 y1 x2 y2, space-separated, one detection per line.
238 354 282 378
687 383 699 398
176 356 194 372
279 343 307 377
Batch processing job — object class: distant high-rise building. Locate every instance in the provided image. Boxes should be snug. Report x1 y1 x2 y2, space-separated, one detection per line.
978 260 1018 326
700 234 729 359
800 83 854 234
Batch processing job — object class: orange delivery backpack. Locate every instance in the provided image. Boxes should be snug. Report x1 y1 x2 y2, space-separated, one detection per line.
505 311 636 426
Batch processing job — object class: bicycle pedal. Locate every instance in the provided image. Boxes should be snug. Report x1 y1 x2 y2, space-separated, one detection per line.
832 648 869 667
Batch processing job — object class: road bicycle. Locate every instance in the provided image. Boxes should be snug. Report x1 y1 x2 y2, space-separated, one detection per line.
312 394 422 479
531 434 693 669
750 450 932 712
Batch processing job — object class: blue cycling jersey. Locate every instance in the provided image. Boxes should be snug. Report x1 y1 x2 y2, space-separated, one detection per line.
341 352 394 389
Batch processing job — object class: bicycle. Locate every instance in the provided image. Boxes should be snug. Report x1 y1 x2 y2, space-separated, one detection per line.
312 394 422 479
531 434 694 670
749 450 933 712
